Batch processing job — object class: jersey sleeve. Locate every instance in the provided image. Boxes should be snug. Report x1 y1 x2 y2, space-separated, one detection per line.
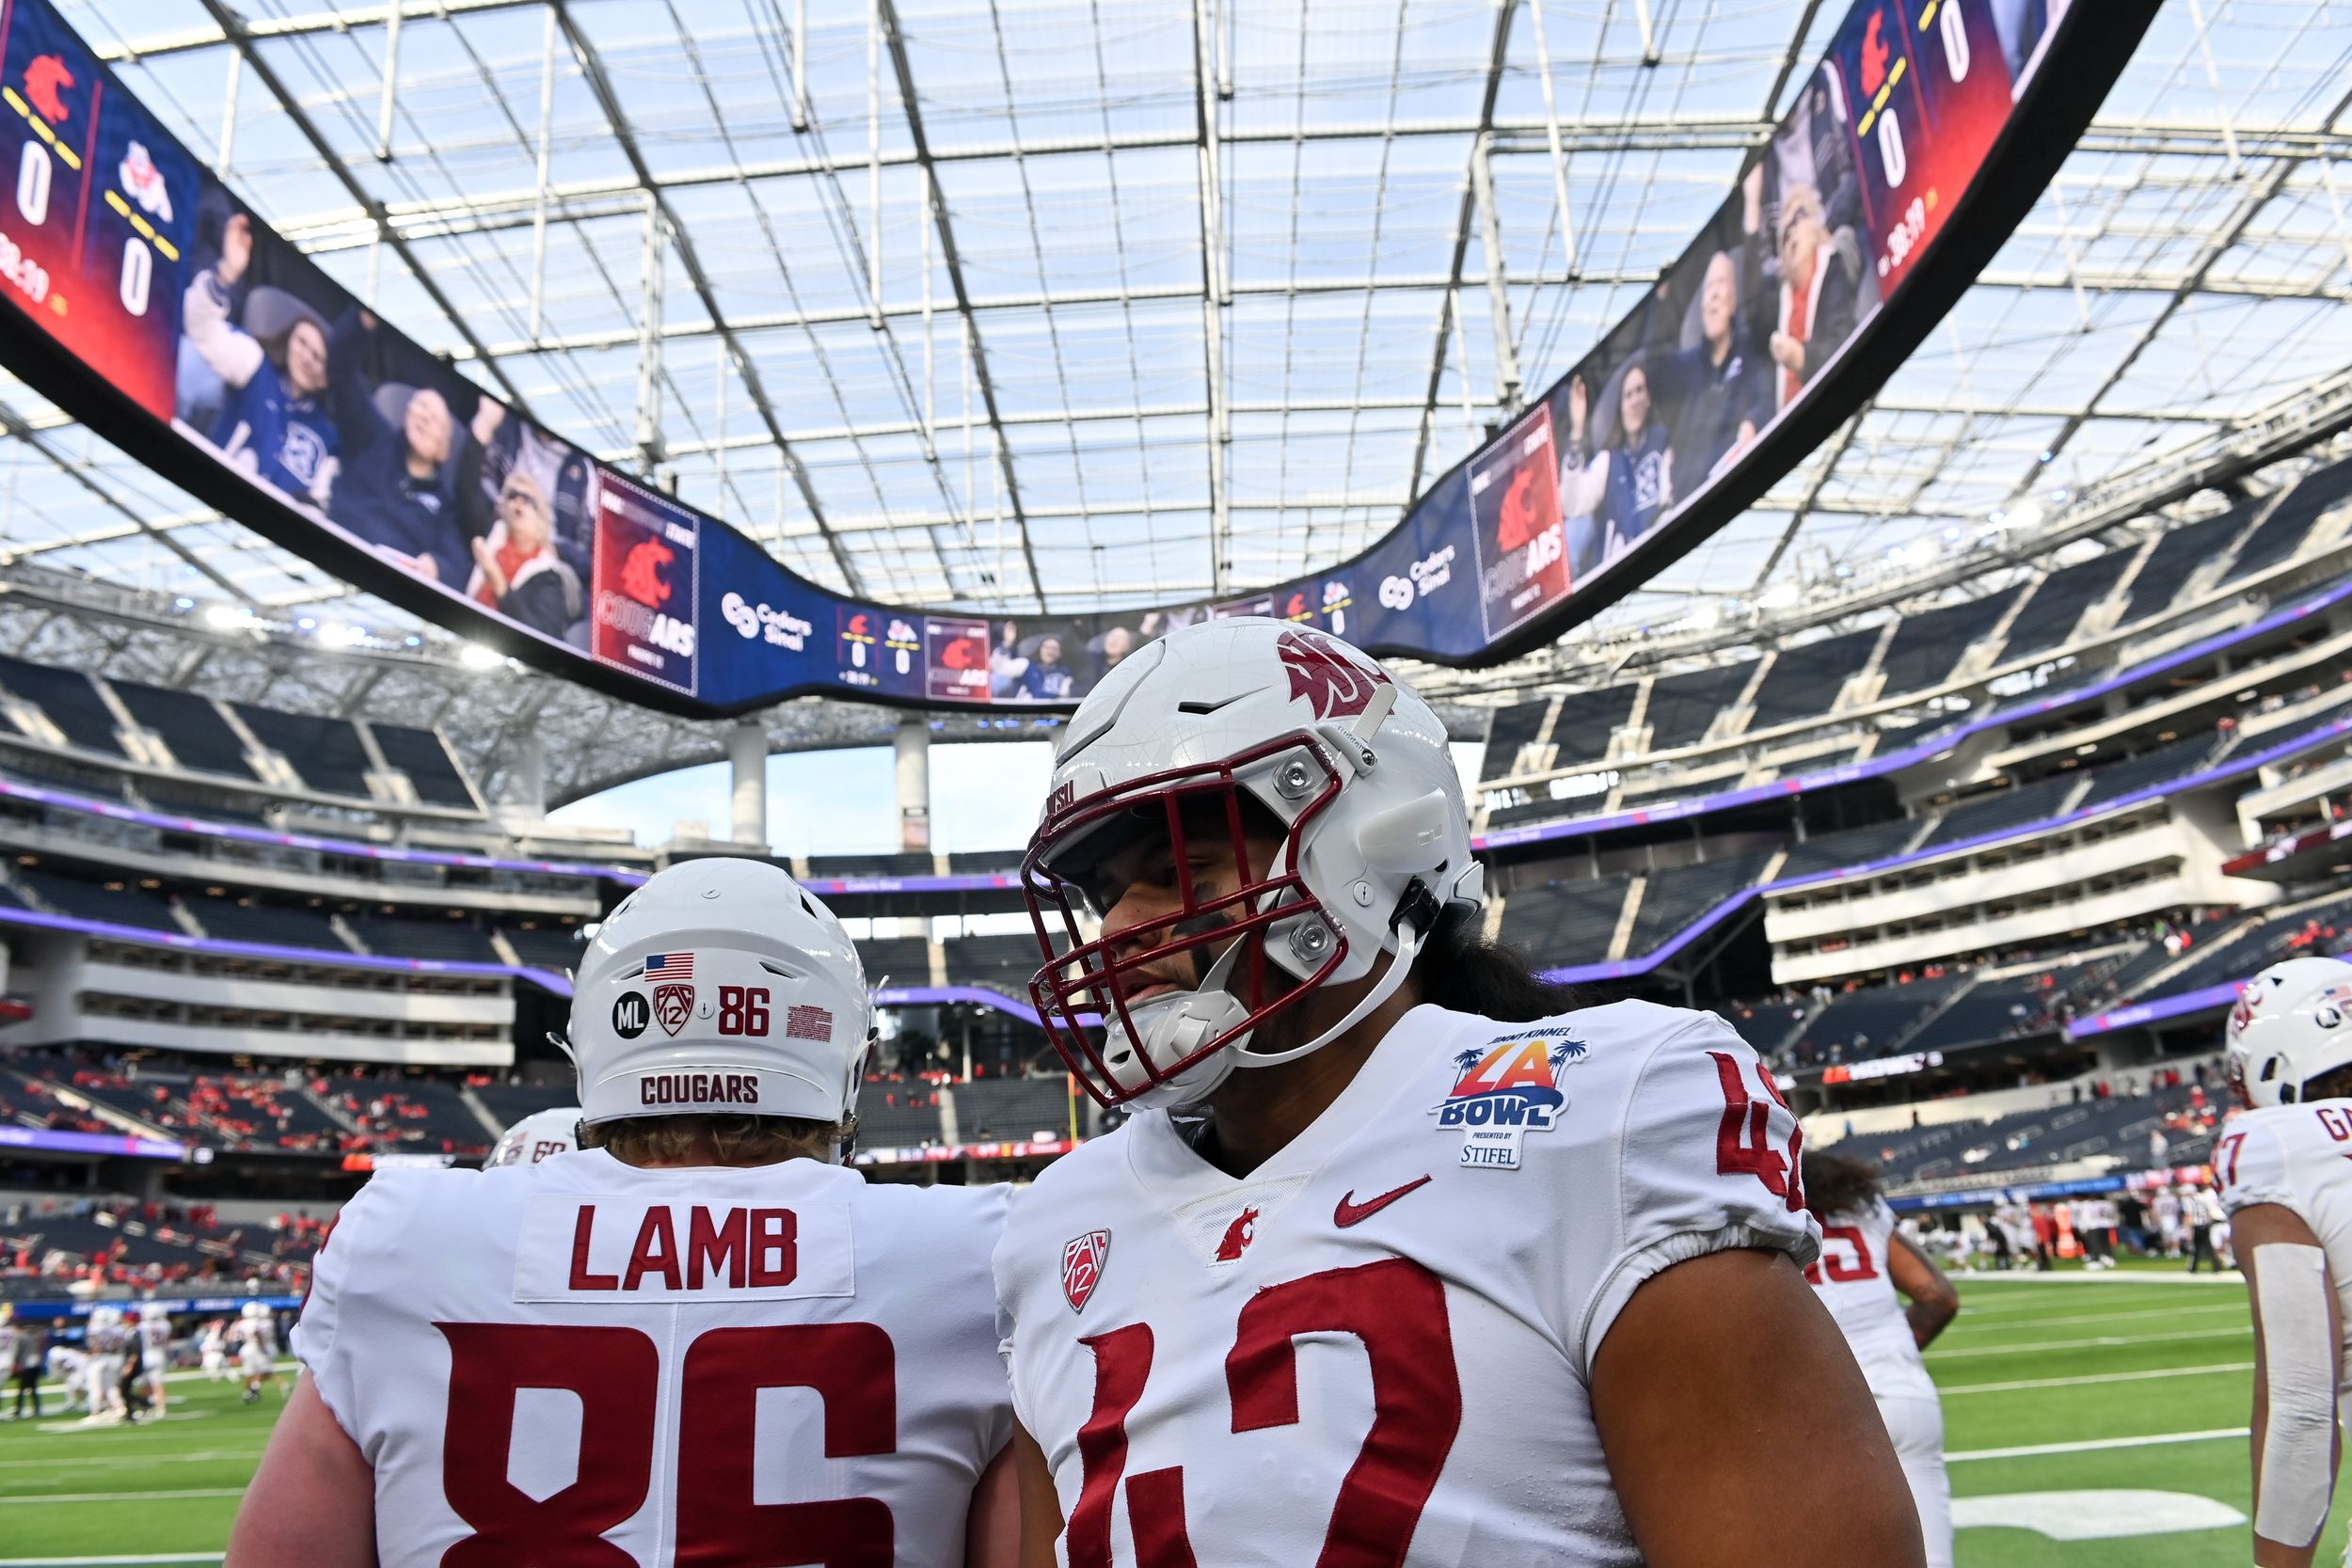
1574 1010 1822 1378
2219 1112 2297 1216
294 1174 405 1433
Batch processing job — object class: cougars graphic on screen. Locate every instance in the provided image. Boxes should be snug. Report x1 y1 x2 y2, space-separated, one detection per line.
590 471 699 696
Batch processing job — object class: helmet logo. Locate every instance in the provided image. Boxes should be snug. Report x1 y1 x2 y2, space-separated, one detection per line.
612 993 649 1040
645 952 696 1037
1278 626 1388 719
2230 982 2259 1035
1045 779 1078 820
1061 1228 1111 1313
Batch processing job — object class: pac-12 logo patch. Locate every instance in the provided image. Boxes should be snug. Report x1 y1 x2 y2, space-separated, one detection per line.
1061 1229 1111 1313
654 985 694 1037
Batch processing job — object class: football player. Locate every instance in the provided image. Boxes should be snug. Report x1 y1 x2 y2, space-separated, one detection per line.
81 1306 129 1424
226 857 1019 1568
998 619 1921 1567
137 1301 174 1418
1802 1152 1961 1568
199 1316 228 1381
233 1302 281 1405
483 1103 581 1168
2217 955 2352 1567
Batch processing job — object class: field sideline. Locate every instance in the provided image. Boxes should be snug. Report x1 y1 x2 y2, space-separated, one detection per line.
0 1266 2327 1565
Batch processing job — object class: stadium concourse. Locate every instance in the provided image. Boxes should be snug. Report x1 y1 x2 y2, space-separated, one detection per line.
0 0 2345 1564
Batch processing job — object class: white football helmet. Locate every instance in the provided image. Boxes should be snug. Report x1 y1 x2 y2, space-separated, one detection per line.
485 1105 583 1168
567 857 871 1130
1023 617 1483 1108
2227 955 2352 1107
241 1302 269 1323
138 1301 168 1323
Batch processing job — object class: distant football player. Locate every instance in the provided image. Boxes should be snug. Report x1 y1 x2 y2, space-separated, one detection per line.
45 1342 87 1413
226 858 1018 1568
3 1305 41 1420
2218 955 2352 1566
137 1302 174 1418
1000 618 1921 1567
199 1317 229 1381
483 1104 581 1168
79 1306 129 1424
233 1302 281 1405
1803 1152 1961 1568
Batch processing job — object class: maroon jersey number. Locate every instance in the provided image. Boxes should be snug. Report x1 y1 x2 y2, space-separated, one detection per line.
437 1320 897 1566
1067 1257 1460 1568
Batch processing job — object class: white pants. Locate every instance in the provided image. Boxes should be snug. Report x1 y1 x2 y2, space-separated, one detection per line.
85 1354 122 1414
1879 1391 1953 1568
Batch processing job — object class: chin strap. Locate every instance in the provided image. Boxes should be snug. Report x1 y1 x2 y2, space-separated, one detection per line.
1232 881 1434 1071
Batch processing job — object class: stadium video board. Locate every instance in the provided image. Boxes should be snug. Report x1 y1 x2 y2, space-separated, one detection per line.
0 0 2150 717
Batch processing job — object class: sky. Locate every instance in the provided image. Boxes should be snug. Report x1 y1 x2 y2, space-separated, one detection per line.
553 740 1490 856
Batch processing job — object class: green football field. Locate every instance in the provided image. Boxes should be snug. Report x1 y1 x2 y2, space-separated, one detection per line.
0 1266 2330 1564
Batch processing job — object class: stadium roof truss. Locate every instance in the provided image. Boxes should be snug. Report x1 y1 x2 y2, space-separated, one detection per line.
0 0 2345 804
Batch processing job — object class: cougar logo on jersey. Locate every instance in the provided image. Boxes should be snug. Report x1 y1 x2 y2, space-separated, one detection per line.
1212 1206 1260 1263
1277 626 1389 719
1061 1228 1111 1312
1434 1037 1586 1131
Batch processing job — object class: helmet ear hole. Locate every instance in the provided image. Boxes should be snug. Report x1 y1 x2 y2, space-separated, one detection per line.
2283 1083 2300 1102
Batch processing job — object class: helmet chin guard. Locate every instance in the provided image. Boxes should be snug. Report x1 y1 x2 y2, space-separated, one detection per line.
1023 618 1482 1109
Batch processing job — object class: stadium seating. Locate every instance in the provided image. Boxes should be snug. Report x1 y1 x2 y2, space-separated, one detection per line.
111 684 260 780
230 705 377 800
1914 774 2084 850
186 895 350 950
2118 502 2258 618
17 868 183 932
1501 875 1633 965
2000 552 2133 661
348 914 502 965
1746 629 1880 731
1852 1081 2217 1187
953 1077 1070 1142
1875 588 2021 695
1627 849 1777 954
2220 455 2352 586
1479 701 1550 782
369 724 479 809
0 656 127 757
1643 665 1751 751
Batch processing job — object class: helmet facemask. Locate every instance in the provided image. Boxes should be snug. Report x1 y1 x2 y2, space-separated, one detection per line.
1025 732 1355 1108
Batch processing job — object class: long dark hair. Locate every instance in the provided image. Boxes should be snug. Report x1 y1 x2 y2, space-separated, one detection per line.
1801 1150 1882 1223
1408 903 1581 1022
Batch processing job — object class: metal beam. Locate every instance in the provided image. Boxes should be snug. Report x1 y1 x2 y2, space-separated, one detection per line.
546 2 866 595
875 0 1047 610
1405 0 1518 501
2010 81 2352 499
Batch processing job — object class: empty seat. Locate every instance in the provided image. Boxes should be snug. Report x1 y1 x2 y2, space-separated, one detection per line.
2220 455 2352 588
0 656 126 756
1480 701 1550 781
2001 553 2133 661
501 922 589 972
1643 666 1754 752
1549 688 1639 768
1875 588 2021 696
1915 774 2080 850
1779 819 1921 879
808 852 933 879
2119 504 2259 620
859 937 934 987
111 682 259 779
233 705 374 799
1628 849 1774 954
1906 974 2054 1053
2075 736 2218 810
1745 630 1880 731
953 1078 1069 1142
369 724 480 810
189 896 349 951
350 916 501 964
1499 875 1631 966
17 868 181 931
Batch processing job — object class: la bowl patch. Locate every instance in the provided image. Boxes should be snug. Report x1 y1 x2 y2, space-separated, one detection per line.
1433 1030 1587 1168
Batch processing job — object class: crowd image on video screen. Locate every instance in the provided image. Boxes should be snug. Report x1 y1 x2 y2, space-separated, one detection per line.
170 191 597 653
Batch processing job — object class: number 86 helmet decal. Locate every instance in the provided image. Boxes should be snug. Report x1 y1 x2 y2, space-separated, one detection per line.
1022 618 1486 1109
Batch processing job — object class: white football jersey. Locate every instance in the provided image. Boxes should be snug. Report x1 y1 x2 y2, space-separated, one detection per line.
1804 1197 1932 1401
993 1000 1820 1567
298 1149 1012 1568
2218 1100 2352 1387
139 1314 171 1369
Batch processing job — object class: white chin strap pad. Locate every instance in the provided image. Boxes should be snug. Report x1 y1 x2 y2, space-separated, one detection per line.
2254 1242 2339 1549
1235 919 1423 1071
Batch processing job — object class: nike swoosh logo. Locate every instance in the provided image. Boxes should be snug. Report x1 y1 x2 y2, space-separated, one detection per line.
1334 1175 1433 1227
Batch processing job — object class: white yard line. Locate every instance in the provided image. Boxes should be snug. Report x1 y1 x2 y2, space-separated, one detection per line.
0 1448 261 1472
1936 1303 2245 1334
0 1488 244 1505
0 1558 222 1566
1940 1361 2252 1395
1957 1271 2246 1285
1947 1427 2249 1463
1927 1324 2249 1359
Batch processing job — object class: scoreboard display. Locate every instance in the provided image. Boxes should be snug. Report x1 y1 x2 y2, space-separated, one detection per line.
0 0 2149 719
